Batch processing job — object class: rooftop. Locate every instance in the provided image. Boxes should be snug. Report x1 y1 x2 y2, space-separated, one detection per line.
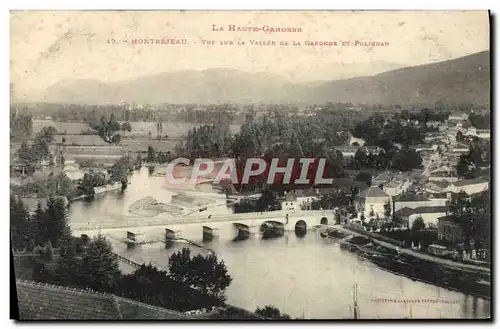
453 177 489 187
412 206 450 214
395 194 431 202
358 186 390 199
15 280 188 320
372 172 394 183
395 207 414 217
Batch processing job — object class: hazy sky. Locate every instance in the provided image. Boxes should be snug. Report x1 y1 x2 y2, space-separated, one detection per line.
10 10 489 99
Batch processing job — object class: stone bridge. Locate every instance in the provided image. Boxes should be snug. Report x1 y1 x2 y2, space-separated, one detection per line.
72 210 334 242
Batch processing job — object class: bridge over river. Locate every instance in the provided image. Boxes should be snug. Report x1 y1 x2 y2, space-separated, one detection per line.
72 210 335 243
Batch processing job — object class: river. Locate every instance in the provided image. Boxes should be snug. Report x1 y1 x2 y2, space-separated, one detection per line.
67 167 490 319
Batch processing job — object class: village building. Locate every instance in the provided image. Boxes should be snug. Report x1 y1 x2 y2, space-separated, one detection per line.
452 177 489 195
476 129 491 140
333 146 358 158
395 206 450 228
448 112 469 122
437 216 464 243
452 143 470 155
428 166 458 182
393 193 448 212
282 189 320 211
62 160 86 181
354 186 392 219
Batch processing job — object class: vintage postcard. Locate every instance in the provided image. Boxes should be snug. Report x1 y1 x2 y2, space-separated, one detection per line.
10 10 490 320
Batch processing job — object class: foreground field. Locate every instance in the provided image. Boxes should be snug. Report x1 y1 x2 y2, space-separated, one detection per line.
33 120 241 138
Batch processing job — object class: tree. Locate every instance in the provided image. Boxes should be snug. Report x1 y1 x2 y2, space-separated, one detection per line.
360 213 366 222
10 195 35 251
111 133 122 144
146 145 156 163
354 148 367 169
411 217 425 231
355 171 372 187
384 201 392 219
78 234 121 292
168 248 232 301
255 305 291 319
256 189 280 211
109 156 132 189
37 197 72 248
168 247 193 284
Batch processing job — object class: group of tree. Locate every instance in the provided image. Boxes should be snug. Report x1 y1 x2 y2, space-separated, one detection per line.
11 195 236 312
146 145 175 164
233 189 281 213
88 114 123 144
78 171 107 197
168 248 232 302
350 146 422 171
107 156 134 189
310 190 352 211
351 112 426 149
456 138 490 179
120 121 132 137
11 173 78 199
448 190 490 258
177 124 233 159
11 195 70 252
255 305 291 319
16 126 58 172
10 111 33 142
468 112 490 129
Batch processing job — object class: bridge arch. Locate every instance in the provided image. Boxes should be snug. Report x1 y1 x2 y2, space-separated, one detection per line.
260 220 285 239
320 217 328 225
233 223 251 241
294 220 307 237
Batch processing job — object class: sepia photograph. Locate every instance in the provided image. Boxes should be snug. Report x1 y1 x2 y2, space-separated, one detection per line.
9 10 491 320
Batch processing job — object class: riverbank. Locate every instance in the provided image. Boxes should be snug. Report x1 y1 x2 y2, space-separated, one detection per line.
324 228 491 299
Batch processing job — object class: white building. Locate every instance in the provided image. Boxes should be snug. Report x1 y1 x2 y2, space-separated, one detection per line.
355 186 392 219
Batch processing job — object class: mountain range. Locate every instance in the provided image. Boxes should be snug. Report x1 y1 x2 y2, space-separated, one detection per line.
35 50 490 106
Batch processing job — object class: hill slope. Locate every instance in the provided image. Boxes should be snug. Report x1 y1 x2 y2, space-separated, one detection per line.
310 50 490 106
39 51 490 106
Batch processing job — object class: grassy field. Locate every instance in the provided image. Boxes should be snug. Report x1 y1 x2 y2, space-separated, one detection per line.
33 120 242 138
33 120 90 135
121 139 178 153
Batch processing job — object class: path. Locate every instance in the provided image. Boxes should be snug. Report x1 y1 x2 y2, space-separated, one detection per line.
335 226 490 274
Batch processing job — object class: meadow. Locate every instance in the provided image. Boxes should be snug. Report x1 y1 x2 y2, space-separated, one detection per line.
33 120 242 139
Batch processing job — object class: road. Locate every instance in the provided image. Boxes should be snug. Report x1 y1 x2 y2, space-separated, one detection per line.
335 226 490 274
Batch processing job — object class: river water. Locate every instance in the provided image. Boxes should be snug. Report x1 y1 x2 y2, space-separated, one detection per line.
68 167 490 319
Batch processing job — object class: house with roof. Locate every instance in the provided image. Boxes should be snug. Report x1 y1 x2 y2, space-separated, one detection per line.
282 189 320 211
362 146 384 155
372 172 413 197
476 129 491 140
393 193 448 212
428 166 458 182
452 143 469 155
354 186 392 219
372 172 394 187
383 174 413 197
449 112 469 122
62 160 86 181
453 177 489 195
437 216 464 243
334 146 358 158
395 205 450 228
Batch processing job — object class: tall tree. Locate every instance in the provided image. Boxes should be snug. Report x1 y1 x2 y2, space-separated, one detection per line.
37 197 71 248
